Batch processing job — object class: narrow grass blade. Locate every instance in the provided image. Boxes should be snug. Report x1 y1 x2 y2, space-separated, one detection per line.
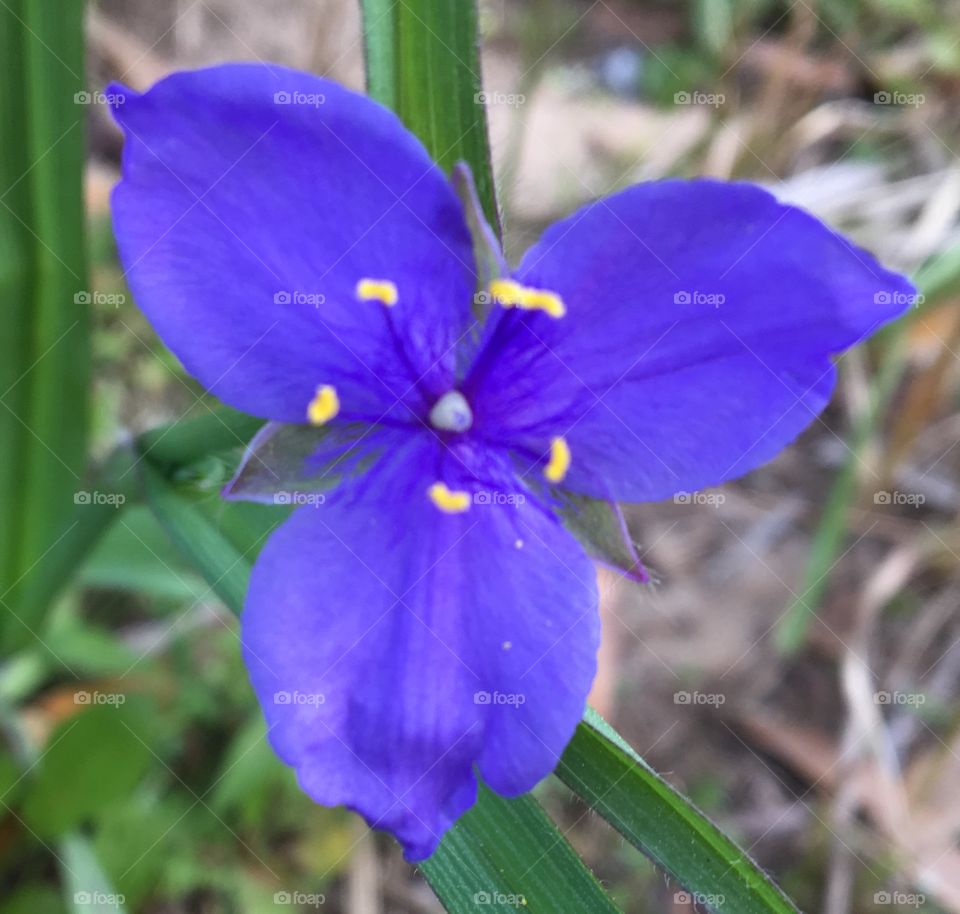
138 406 263 472
60 832 128 914
361 0 499 230
775 329 907 653
774 251 960 653
0 0 34 606
140 462 252 614
421 787 621 914
1 0 90 645
557 709 800 914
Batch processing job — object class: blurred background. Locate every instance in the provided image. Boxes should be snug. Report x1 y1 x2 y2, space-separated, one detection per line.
3 0 960 911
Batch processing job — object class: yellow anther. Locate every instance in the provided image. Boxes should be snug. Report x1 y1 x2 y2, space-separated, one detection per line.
428 482 471 514
356 278 398 306
307 384 340 426
544 436 571 484
521 288 566 318
489 278 565 319
488 278 526 306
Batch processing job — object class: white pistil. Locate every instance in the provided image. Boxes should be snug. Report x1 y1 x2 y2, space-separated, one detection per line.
429 390 473 433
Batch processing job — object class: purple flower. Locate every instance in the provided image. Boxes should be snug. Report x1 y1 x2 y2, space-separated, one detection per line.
108 63 913 860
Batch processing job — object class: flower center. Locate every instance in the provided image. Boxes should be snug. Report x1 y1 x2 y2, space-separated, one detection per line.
429 390 473 433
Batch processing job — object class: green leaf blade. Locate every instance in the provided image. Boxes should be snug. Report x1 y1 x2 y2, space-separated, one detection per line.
1 0 90 645
361 0 499 232
557 710 799 914
0 0 34 602
422 788 621 914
